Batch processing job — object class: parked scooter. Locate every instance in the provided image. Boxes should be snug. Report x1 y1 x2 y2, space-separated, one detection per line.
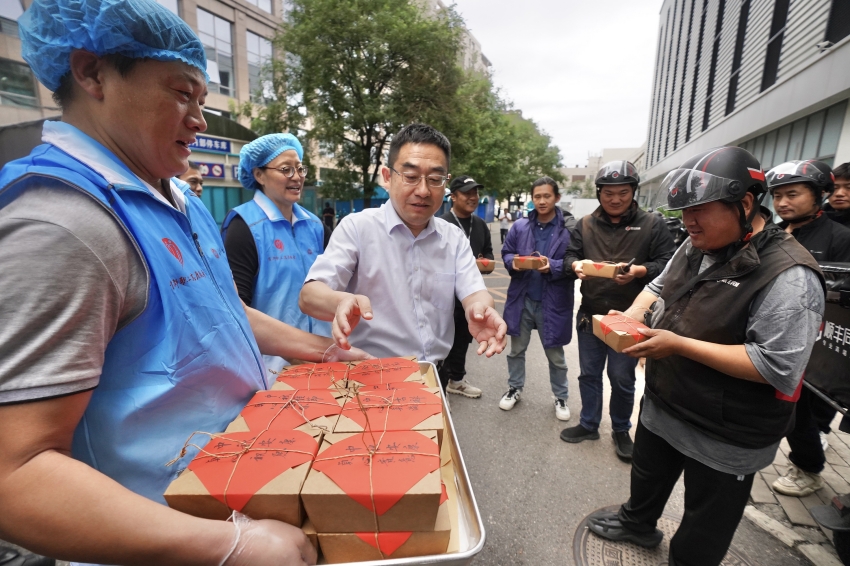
665 217 688 248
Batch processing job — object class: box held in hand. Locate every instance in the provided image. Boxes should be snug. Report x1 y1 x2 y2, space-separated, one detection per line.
581 259 621 279
476 255 495 274
592 314 649 353
512 254 546 271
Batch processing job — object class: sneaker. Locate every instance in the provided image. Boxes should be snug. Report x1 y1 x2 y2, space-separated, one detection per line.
613 431 634 461
499 387 521 410
821 432 830 452
772 464 825 497
447 379 482 398
587 510 663 548
555 399 571 421
560 424 600 443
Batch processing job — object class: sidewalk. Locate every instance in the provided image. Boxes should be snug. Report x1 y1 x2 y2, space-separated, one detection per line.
746 424 850 565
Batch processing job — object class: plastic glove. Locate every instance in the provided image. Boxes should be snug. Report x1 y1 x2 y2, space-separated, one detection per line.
323 343 375 362
220 512 317 566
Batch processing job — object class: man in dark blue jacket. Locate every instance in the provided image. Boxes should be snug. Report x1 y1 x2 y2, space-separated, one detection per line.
500 178 575 421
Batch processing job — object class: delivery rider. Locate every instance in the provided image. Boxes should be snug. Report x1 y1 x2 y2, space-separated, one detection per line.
0 1 369 564
587 147 825 566
561 161 675 460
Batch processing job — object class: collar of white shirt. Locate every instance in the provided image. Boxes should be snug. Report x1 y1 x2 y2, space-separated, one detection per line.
252 189 309 224
382 201 442 240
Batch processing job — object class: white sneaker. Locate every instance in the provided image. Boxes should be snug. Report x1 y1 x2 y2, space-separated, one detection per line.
772 464 824 497
555 399 571 421
446 379 482 398
499 387 521 410
821 432 830 452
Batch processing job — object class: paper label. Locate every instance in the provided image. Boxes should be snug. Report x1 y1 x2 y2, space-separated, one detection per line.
347 358 421 385
188 430 319 511
599 314 648 342
339 391 441 431
240 390 342 430
356 382 428 392
312 431 439 515
275 362 349 389
355 532 412 555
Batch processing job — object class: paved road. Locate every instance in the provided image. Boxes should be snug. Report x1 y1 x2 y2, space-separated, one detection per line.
447 223 812 566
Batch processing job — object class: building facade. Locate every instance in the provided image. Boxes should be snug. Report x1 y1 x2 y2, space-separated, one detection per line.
641 0 850 208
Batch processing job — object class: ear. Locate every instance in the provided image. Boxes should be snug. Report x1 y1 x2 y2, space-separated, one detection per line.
741 192 755 216
252 167 265 188
380 165 392 184
69 50 108 101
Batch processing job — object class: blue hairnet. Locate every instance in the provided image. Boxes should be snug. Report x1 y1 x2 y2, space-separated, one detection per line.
19 0 209 92
238 133 304 191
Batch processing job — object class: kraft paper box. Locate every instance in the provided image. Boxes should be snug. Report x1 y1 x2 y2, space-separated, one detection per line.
302 519 319 554
272 361 350 391
512 255 546 271
317 495 450 563
225 390 346 435
333 388 444 446
476 257 495 274
164 429 321 526
301 430 442 533
592 314 649 353
345 357 432 389
581 259 621 279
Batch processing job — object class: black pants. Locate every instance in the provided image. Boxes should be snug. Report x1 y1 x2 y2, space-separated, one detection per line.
787 386 826 473
441 303 472 389
618 420 754 566
811 391 837 434
500 228 508 243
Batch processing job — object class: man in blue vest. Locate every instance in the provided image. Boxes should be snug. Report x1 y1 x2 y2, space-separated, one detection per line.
0 1 369 564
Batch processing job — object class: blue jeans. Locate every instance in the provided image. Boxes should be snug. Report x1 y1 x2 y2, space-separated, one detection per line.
576 312 637 433
507 297 569 399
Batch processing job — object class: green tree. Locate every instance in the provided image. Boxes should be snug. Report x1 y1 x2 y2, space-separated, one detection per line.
262 0 465 207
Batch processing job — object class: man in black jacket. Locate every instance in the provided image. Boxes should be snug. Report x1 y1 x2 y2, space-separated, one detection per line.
825 162 850 228
561 161 675 460
438 175 493 397
767 160 850 497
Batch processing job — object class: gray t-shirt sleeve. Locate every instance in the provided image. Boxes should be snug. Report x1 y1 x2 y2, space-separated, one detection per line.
745 265 824 396
644 238 689 297
0 184 147 404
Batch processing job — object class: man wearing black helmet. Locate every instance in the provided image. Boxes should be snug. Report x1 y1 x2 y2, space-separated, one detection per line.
825 162 850 227
561 161 675 460
767 160 850 498
587 147 825 566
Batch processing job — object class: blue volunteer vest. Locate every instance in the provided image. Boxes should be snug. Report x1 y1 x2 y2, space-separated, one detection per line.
0 122 267 504
222 193 331 373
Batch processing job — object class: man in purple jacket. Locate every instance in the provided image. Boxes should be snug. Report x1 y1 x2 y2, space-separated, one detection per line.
499 178 575 421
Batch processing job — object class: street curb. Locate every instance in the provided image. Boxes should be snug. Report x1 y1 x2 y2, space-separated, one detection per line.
744 505 842 566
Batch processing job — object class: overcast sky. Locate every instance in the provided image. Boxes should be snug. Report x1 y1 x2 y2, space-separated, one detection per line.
452 0 662 168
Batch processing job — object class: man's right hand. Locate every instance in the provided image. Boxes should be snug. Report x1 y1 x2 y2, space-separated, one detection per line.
572 261 588 280
222 515 317 566
332 293 373 350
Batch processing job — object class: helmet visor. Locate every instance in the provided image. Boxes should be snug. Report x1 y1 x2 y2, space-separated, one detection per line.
662 168 742 211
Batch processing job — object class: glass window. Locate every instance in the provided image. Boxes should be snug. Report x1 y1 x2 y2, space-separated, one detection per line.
244 0 272 14
826 0 850 45
762 130 778 168
788 119 806 160
773 124 792 165
753 135 765 164
0 0 23 36
819 102 847 160
247 31 272 103
154 0 178 16
802 110 825 159
0 59 38 107
197 9 233 97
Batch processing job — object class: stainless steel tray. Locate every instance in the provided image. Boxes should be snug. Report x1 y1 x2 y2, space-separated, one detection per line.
327 361 485 565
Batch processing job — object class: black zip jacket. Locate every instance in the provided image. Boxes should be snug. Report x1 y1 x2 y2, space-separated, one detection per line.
564 202 675 315
824 203 850 228
439 211 494 260
780 212 850 264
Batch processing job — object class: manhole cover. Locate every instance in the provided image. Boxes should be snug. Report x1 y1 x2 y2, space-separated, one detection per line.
574 506 753 566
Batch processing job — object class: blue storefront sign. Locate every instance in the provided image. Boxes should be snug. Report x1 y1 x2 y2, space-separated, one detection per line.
189 135 231 153
196 161 226 178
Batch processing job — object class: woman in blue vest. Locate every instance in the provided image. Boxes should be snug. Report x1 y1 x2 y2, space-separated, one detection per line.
0 0 371 563
222 134 331 373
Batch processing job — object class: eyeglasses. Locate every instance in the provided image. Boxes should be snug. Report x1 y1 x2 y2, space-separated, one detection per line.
261 165 308 178
389 167 450 189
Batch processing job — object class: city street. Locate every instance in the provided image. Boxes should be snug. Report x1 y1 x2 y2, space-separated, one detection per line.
447 222 815 566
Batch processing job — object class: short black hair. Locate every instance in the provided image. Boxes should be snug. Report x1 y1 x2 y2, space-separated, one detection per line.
52 53 140 109
834 162 850 181
531 176 560 197
387 123 451 171
187 161 200 170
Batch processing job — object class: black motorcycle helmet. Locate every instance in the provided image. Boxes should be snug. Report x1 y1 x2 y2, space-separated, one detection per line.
661 146 767 241
767 160 835 201
595 160 640 200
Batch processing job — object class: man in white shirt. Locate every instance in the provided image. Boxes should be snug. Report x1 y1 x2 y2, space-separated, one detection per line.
300 124 507 379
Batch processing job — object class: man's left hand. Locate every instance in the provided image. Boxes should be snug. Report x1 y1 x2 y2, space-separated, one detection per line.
536 256 551 274
622 328 682 359
613 264 647 285
466 303 507 357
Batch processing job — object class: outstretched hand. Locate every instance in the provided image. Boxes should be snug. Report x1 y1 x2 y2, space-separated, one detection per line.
332 294 373 350
466 302 508 357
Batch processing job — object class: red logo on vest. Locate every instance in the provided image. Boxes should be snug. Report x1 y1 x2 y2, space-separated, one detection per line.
162 238 183 266
211 248 220 259
274 239 284 250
